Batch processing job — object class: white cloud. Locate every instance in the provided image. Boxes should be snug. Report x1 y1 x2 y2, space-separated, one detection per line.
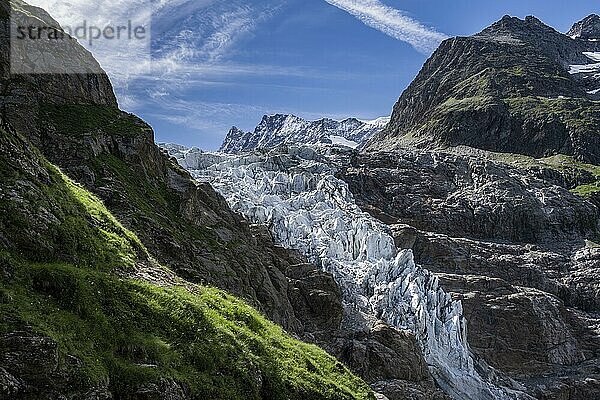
323 0 448 53
24 0 281 80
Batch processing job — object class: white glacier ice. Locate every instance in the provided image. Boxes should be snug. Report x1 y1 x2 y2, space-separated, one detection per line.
163 144 530 400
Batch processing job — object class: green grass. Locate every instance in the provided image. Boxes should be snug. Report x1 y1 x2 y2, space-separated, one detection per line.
571 183 600 198
48 163 146 267
505 96 600 131
0 259 373 399
490 153 600 175
41 105 150 138
0 128 144 268
91 152 222 250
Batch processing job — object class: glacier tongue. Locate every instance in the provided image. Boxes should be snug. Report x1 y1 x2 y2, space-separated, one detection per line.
164 144 528 400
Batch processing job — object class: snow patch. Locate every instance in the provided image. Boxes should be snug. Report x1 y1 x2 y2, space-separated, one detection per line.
569 52 600 75
584 52 600 62
329 135 359 148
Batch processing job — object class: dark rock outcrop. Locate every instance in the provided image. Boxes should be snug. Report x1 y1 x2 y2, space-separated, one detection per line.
310 322 450 400
0 0 117 138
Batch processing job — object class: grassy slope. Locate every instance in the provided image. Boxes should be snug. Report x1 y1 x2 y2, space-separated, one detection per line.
41 104 247 283
0 127 373 400
486 151 600 198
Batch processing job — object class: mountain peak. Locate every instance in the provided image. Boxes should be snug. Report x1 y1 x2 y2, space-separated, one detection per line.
477 14 558 43
219 114 388 153
366 14 600 163
494 15 544 27
568 14 600 39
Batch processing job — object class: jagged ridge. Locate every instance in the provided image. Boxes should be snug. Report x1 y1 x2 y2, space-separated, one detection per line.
220 114 389 153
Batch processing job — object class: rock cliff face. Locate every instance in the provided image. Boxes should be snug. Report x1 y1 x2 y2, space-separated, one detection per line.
366 15 600 164
0 1 117 138
354 19 600 396
220 114 388 153
357 25 600 396
335 148 600 399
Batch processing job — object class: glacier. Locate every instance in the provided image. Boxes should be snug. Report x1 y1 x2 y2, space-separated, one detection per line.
163 144 530 400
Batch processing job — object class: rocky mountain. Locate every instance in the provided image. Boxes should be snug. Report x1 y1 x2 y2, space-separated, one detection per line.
568 14 600 39
348 15 600 399
366 15 600 164
7 1 600 399
220 114 389 153
335 147 600 399
0 1 379 399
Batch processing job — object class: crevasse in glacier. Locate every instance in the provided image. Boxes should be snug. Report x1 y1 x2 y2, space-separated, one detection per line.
163 144 528 400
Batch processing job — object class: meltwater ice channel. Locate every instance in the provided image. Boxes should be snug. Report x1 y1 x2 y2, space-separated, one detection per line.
164 144 529 400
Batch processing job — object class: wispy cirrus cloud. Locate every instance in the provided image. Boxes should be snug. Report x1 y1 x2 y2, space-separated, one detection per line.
323 0 448 54
25 0 284 82
151 1 278 65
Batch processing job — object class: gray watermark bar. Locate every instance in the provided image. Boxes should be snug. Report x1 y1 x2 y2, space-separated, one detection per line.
10 0 152 74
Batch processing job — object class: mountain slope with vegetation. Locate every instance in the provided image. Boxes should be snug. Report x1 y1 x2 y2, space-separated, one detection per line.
367 15 600 164
0 1 378 398
0 119 374 400
0 0 341 339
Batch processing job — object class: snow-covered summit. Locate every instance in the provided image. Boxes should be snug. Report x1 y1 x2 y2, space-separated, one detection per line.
568 14 600 40
219 114 389 153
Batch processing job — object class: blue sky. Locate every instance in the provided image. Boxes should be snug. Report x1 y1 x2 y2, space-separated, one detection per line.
29 0 600 150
